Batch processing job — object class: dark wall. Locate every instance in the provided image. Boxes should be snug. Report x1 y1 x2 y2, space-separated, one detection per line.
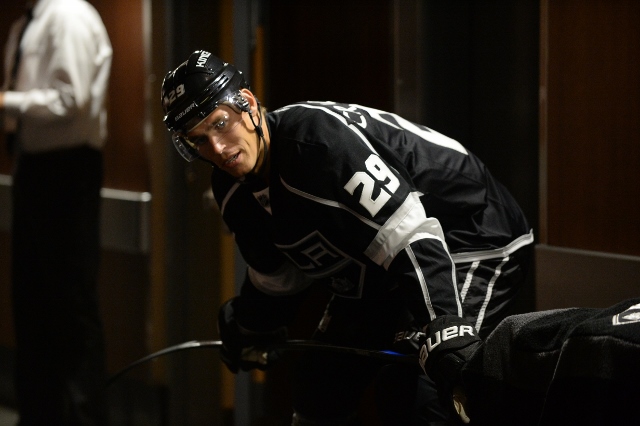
266 0 394 110
161 1 228 424
266 0 540 241
92 0 150 192
167 0 221 63
421 0 540 236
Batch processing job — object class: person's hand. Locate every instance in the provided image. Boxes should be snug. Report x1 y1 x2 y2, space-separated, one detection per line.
0 91 5 109
452 385 471 424
419 315 481 424
217 297 288 373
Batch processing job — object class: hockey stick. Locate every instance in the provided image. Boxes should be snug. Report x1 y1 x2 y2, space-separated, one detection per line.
106 339 417 388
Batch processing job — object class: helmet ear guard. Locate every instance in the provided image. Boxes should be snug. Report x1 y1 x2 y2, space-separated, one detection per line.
239 96 250 112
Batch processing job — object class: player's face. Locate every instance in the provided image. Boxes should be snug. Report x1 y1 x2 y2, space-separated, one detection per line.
186 104 261 177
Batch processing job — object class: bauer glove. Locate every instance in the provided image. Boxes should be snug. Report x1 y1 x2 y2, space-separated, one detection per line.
217 297 288 373
419 315 481 424
392 325 425 354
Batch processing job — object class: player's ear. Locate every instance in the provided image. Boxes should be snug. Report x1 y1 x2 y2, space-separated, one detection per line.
240 88 258 113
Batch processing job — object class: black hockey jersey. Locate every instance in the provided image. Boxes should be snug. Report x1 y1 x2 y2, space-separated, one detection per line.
212 102 532 326
462 297 640 425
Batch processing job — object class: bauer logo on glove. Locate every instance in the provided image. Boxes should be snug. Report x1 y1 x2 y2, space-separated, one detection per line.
418 316 481 380
419 322 476 369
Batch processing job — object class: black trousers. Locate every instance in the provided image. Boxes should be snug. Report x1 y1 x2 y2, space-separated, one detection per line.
11 146 107 426
292 245 533 425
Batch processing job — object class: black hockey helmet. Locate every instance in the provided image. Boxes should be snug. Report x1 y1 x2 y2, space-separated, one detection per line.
161 50 250 161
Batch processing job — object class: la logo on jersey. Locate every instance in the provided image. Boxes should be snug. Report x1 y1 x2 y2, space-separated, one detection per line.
276 230 366 298
612 303 640 326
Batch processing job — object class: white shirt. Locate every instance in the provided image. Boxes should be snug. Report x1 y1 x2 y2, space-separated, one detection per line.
2 0 112 152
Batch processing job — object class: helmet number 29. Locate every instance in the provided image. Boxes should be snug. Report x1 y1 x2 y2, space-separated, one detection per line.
344 154 399 217
164 84 186 107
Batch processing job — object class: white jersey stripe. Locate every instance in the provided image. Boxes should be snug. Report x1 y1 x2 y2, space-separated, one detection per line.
406 245 437 321
294 102 469 155
220 181 241 217
280 176 381 230
451 255 463 317
352 104 469 155
365 191 446 267
460 261 480 303
475 256 510 331
451 230 534 263
248 262 314 296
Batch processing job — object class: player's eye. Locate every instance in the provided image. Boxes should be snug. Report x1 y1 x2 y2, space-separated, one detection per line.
213 115 229 131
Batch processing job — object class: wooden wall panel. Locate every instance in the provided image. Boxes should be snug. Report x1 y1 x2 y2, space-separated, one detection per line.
537 245 640 309
545 0 640 256
0 3 26 175
538 0 640 311
92 0 150 192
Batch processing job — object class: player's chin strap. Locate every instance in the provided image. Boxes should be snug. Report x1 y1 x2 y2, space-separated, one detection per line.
240 99 269 184
106 339 417 388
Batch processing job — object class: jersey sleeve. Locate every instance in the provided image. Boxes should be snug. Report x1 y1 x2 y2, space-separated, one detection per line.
234 270 312 331
275 103 463 325
211 170 313 299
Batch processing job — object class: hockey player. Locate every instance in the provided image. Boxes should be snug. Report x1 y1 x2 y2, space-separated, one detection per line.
161 50 534 425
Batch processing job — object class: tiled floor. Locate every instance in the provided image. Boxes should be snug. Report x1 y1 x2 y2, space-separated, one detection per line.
0 406 17 426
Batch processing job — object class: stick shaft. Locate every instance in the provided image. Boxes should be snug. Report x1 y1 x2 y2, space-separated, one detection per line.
106 339 417 387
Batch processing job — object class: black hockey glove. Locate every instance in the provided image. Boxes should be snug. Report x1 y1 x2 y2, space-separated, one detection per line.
419 315 481 424
217 297 288 374
392 326 425 354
